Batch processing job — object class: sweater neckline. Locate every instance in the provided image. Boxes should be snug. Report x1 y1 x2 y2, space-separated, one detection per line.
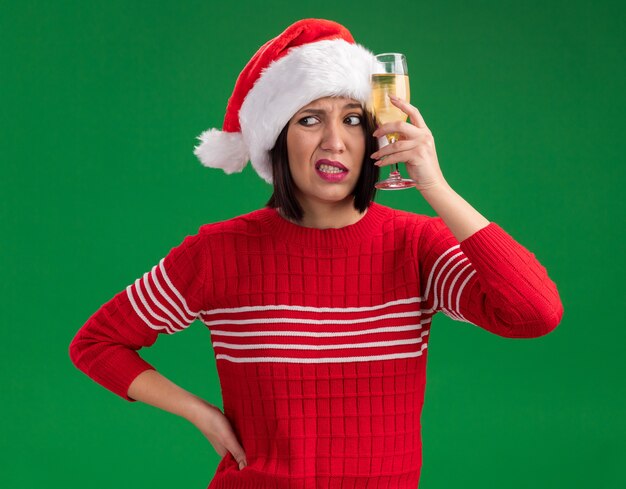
259 202 388 247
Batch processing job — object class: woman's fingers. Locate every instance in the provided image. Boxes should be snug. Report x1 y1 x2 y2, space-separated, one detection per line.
374 143 434 166
370 130 434 161
370 96 443 187
371 96 429 140
373 149 417 167
389 95 428 128
370 139 416 160
372 121 418 139
222 435 248 470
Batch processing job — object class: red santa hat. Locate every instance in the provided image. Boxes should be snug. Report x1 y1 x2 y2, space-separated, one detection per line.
193 18 377 184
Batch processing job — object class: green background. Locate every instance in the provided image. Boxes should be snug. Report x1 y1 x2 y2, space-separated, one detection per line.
2 0 623 487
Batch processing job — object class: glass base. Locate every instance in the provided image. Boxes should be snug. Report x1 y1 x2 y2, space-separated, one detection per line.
375 171 416 190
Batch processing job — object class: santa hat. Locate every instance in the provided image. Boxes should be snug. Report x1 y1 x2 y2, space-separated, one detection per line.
193 18 377 184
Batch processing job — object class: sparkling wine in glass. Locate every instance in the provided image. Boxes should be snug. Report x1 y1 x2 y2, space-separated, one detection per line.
370 53 416 190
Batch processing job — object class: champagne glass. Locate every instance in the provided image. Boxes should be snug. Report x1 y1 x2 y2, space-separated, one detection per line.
370 53 416 190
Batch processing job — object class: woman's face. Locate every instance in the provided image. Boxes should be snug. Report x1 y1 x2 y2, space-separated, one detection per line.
286 96 366 209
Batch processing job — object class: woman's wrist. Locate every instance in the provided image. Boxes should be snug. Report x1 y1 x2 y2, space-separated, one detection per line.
416 178 451 194
182 395 219 425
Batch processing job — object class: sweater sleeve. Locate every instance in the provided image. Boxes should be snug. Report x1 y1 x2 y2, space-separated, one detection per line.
417 218 563 338
69 231 207 401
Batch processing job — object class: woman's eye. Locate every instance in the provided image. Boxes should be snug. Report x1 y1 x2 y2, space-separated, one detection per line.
345 115 363 126
298 116 319 126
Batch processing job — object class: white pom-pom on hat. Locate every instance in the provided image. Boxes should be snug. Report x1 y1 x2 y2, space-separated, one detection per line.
193 129 249 177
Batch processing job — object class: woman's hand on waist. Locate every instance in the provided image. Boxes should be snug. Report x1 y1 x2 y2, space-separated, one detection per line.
185 397 248 471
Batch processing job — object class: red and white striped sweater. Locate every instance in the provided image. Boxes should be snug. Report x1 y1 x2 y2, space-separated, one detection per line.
69 202 563 488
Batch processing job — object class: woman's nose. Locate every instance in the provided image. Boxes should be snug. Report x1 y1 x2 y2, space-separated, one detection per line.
320 122 346 153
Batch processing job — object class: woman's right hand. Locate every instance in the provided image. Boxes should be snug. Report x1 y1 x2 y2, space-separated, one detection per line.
185 397 247 470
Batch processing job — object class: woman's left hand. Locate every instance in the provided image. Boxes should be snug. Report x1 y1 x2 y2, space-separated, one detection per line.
370 95 448 191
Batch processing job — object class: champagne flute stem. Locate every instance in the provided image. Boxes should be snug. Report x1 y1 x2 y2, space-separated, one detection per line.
387 134 400 176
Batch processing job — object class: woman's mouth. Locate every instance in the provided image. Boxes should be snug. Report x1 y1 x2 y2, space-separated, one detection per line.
315 159 349 182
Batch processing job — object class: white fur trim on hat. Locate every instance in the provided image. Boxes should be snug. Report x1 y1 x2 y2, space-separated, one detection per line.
239 39 376 184
193 129 249 175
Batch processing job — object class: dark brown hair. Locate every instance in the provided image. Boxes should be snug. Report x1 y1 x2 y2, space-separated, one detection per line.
266 108 379 222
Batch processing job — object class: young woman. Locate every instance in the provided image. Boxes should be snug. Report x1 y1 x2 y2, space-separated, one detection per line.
69 18 563 488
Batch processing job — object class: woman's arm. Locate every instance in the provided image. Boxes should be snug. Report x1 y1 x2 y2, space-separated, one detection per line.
373 96 563 337
69 230 248 469
417 214 563 338
412 169 563 337
127 369 204 418
69 232 207 401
